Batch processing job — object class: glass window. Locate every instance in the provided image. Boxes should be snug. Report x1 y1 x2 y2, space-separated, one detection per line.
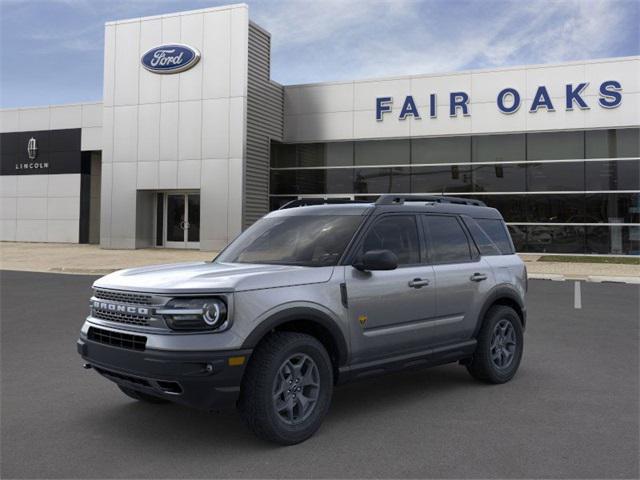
361 215 420 265
585 193 640 224
354 167 410 194
527 131 584 160
585 160 640 191
355 139 409 166
271 142 296 168
515 225 586 254
527 162 585 191
325 142 354 166
585 128 640 158
325 169 355 194
476 218 515 254
586 226 640 255
271 142 354 168
216 215 363 267
270 170 299 195
424 215 472 263
472 134 525 163
472 163 526 192
270 170 354 195
472 195 528 222
411 165 473 193
412 136 471 164
526 194 585 222
462 218 501 256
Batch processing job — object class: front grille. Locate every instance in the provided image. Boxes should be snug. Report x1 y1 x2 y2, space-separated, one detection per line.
92 309 150 326
94 289 153 305
88 327 147 351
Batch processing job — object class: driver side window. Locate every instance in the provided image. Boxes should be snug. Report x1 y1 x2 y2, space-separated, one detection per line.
361 215 420 265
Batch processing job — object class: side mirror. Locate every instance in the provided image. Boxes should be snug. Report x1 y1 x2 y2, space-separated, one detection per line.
353 249 399 271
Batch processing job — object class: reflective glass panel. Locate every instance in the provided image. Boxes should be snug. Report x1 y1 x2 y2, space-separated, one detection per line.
411 165 473 193
527 131 584 160
585 128 640 158
354 167 410 194
585 160 640 190
472 134 525 162
355 139 410 166
412 136 471 164
527 162 585 191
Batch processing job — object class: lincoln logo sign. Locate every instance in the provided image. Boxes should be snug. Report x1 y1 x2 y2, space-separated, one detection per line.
376 80 623 120
141 44 200 74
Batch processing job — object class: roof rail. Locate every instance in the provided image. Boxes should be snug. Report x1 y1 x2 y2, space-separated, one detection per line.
279 198 371 210
375 195 487 207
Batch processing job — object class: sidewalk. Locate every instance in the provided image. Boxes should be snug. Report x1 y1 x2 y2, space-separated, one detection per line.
1 242 638 283
0 242 213 275
520 254 640 284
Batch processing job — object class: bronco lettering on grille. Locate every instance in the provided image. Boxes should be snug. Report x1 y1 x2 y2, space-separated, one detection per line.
92 301 149 316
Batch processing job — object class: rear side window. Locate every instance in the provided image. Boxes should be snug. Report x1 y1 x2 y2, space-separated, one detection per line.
462 217 502 256
424 215 472 264
361 215 420 265
476 218 515 254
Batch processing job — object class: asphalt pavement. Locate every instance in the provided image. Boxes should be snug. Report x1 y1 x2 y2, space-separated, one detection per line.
1 270 638 479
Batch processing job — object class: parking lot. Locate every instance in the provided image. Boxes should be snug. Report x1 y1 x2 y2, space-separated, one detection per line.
1 270 638 479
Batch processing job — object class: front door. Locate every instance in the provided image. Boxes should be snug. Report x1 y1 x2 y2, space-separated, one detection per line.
345 214 437 363
164 193 200 249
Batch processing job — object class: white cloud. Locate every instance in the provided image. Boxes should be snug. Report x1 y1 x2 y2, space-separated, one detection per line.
250 0 634 84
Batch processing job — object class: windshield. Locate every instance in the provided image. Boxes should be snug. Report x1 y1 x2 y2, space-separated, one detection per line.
215 215 364 267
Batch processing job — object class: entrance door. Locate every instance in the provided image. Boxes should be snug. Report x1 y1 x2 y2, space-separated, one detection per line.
164 193 200 249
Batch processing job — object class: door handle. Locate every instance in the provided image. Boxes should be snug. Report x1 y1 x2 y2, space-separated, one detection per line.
408 278 430 288
470 272 487 282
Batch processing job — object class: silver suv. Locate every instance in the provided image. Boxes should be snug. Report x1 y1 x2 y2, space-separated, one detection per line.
77 195 527 444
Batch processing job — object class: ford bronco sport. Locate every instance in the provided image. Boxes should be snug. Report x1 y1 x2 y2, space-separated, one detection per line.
77 195 527 444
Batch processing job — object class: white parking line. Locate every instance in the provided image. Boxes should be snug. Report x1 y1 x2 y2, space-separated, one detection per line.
574 281 582 309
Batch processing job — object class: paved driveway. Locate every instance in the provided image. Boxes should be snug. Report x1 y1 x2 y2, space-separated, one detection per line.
1 271 638 478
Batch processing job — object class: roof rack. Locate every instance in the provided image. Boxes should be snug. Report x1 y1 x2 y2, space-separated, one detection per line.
375 194 487 207
279 198 371 210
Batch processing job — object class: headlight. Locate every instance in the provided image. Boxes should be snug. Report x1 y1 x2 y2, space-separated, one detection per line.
158 298 229 331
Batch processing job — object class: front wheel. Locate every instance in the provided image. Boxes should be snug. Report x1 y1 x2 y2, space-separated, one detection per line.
466 305 523 384
239 332 333 445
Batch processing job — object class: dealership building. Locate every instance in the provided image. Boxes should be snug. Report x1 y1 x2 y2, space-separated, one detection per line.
1 3 638 254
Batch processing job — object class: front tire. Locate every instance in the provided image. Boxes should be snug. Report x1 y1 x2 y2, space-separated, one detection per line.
239 332 333 445
467 305 523 384
118 385 169 404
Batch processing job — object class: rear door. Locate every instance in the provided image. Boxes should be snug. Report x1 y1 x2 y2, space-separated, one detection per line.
422 214 494 344
345 214 437 362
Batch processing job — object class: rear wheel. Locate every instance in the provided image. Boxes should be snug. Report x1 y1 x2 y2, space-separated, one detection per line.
118 385 169 404
239 332 333 445
467 305 523 384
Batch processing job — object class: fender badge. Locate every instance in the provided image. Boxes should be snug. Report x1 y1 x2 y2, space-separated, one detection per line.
358 314 368 327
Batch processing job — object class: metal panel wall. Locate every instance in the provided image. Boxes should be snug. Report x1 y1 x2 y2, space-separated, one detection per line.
244 23 284 228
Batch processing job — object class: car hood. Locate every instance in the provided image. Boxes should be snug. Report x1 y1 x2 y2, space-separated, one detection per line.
93 261 335 294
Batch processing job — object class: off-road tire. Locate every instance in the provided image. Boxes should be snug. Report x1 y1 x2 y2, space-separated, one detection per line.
239 331 333 445
467 305 523 384
118 385 169 404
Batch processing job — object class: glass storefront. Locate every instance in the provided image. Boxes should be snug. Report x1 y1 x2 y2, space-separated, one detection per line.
269 128 640 254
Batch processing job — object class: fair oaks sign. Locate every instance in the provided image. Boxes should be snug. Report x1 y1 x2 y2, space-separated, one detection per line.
141 44 201 74
376 80 623 121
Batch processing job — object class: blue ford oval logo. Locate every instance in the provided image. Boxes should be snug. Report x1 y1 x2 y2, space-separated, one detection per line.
141 44 201 74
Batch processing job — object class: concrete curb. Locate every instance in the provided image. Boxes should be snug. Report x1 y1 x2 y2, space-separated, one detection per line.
528 273 640 284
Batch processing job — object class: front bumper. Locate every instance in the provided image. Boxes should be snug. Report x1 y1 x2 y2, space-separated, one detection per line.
77 335 252 411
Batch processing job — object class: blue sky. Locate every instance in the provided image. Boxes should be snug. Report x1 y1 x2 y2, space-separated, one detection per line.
1 0 638 108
